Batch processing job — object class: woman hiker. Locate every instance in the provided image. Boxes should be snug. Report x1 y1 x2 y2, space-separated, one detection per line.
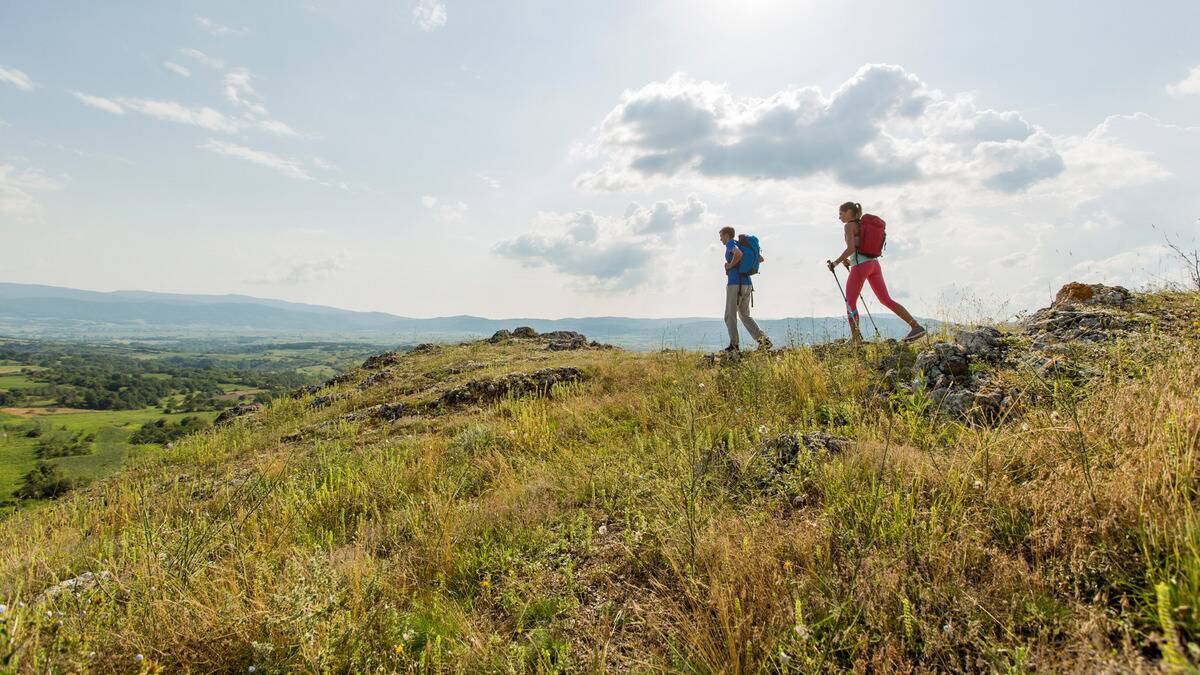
827 201 927 343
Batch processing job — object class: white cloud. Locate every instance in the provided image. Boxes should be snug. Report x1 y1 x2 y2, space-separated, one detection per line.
312 157 339 171
422 195 468 221
0 65 33 91
194 16 249 38
117 98 242 133
578 65 1065 195
221 68 299 135
72 92 125 115
1167 65 1200 97
178 48 225 69
413 0 448 31
223 68 259 109
0 164 61 216
199 139 312 180
162 61 192 77
493 196 708 290
476 172 501 188
249 254 348 285
257 119 300 136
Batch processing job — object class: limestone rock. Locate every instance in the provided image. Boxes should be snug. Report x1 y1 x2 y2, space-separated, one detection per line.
954 326 1004 361
362 352 403 370
915 342 970 388
214 403 263 425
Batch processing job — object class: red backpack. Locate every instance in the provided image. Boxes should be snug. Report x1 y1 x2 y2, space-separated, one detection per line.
857 214 886 258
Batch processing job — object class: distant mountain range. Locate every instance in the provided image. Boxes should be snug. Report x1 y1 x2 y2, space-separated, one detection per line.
0 282 922 350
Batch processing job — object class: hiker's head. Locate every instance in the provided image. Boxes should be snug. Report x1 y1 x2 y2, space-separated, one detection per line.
839 202 862 223
719 226 735 243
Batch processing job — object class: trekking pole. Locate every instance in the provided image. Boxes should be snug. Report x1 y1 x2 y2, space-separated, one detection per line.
827 262 857 334
859 294 881 338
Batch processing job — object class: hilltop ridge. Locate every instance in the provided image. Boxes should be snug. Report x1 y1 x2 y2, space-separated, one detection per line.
0 284 1197 671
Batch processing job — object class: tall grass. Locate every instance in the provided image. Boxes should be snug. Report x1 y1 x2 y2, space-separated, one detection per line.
1 292 1198 671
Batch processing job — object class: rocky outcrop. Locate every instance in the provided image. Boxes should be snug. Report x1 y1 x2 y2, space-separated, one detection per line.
362 352 403 370
761 432 851 469
214 403 263 425
1053 282 1132 309
915 329 1013 423
487 327 613 351
357 371 393 390
335 367 585 425
437 367 583 407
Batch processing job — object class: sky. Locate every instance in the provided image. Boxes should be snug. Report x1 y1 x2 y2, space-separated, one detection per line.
1 0 1199 321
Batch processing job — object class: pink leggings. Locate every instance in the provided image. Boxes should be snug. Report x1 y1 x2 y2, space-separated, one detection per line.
844 260 902 323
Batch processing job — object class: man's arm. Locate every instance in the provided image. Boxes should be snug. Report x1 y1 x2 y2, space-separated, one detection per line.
725 245 743 272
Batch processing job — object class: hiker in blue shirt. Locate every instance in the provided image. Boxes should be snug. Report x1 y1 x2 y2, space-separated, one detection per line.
720 226 771 352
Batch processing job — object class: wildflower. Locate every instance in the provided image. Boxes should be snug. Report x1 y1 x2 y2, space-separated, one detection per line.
780 650 792 665
403 629 415 642
972 480 982 490
698 383 706 390
758 425 768 435
394 644 405 655
249 666 257 673
942 622 952 633
0 603 6 615
135 654 145 663
1020 422 1029 432
480 579 490 590
17 601 25 609
793 623 809 640
783 560 793 572
597 524 608 536
46 610 53 618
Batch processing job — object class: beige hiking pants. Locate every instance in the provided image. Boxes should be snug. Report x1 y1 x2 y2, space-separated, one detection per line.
724 284 763 347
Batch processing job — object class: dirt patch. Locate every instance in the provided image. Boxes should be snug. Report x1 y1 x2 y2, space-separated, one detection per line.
1 406 91 417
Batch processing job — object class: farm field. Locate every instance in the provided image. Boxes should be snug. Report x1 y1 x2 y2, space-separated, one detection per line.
0 407 220 510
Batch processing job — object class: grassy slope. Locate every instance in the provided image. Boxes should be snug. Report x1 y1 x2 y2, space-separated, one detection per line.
0 291 1198 672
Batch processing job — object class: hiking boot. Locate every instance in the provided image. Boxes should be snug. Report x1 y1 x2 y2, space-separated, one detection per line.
756 336 773 351
902 324 927 342
723 345 740 353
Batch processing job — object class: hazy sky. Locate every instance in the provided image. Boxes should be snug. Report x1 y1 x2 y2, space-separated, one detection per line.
2 0 1198 319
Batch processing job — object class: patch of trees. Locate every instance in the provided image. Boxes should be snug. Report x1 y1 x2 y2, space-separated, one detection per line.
14 461 74 499
35 428 94 458
130 416 209 445
0 389 23 406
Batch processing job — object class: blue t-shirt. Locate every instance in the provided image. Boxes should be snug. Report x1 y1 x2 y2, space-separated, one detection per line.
725 240 750 286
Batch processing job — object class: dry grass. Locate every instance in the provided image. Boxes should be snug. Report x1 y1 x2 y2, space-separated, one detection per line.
1 291 1199 672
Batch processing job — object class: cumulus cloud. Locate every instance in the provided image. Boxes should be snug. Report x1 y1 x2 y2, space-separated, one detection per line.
179 48 225 69
0 65 33 91
162 61 191 77
117 98 242 133
578 65 1065 194
72 92 125 115
1167 65 1200 97
0 164 60 216
413 0 448 31
493 196 708 290
422 195 468 221
194 16 249 38
199 139 312 180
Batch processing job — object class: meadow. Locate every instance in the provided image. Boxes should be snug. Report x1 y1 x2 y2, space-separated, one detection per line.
0 290 1196 671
